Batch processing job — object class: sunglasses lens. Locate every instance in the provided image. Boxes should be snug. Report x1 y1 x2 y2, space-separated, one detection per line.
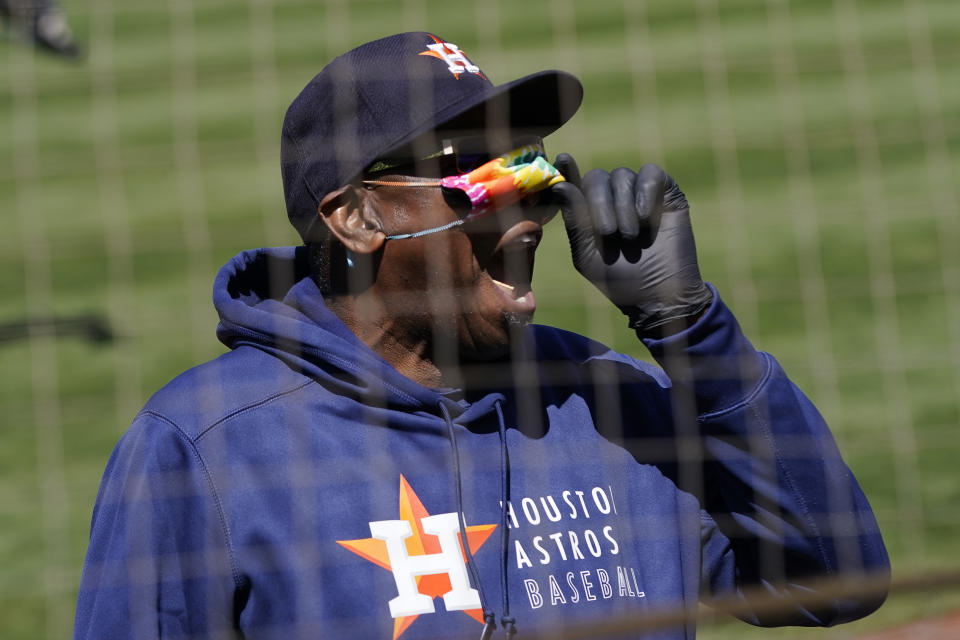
450 135 544 174
366 136 546 180
456 153 490 173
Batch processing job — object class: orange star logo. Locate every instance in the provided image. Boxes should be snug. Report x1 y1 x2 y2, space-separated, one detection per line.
419 34 486 80
337 475 498 640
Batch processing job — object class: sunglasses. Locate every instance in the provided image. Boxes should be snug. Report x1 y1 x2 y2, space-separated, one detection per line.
360 136 560 240
363 135 545 181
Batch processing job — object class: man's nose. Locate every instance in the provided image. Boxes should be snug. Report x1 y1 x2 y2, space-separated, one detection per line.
465 200 557 235
520 191 559 226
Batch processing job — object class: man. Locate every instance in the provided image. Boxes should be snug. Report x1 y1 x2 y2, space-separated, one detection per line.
75 32 889 639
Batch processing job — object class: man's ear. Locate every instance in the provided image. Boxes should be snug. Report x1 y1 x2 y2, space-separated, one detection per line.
317 185 385 255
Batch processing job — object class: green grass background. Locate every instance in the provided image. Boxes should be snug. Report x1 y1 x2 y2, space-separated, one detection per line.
2 0 959 637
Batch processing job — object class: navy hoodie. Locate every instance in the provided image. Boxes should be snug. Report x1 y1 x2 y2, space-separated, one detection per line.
75 246 889 639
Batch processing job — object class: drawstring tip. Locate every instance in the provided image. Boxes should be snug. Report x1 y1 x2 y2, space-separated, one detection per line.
502 616 517 638
479 615 497 640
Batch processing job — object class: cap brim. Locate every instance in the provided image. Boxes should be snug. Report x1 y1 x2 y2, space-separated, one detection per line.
384 70 583 159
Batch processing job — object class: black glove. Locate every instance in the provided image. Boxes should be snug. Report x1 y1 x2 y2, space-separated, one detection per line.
550 154 714 338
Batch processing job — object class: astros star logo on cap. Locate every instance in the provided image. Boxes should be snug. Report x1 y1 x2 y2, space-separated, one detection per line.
419 34 486 79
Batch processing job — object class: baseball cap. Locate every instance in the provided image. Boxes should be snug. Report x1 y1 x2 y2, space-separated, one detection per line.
281 32 583 243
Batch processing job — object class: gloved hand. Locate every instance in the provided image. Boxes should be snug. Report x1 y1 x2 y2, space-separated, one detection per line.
550 154 714 338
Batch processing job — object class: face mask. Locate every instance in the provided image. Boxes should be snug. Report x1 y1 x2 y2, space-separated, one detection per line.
366 142 566 240
440 142 566 218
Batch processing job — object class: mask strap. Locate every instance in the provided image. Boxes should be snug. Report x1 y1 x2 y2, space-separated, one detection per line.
384 218 466 241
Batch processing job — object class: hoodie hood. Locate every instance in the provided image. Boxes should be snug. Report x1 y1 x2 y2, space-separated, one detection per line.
213 246 457 412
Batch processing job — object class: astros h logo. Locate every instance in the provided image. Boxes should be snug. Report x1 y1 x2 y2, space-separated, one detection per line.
337 475 497 639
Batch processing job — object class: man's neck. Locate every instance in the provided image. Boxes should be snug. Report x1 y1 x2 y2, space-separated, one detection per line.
324 293 449 389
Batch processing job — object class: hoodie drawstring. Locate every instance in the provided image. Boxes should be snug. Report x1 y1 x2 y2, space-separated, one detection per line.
440 402 498 639
493 400 517 638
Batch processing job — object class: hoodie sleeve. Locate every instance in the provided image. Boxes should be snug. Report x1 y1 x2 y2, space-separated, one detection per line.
642 285 890 627
74 412 241 639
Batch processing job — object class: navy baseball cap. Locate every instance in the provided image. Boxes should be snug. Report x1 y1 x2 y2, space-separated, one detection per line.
281 32 583 243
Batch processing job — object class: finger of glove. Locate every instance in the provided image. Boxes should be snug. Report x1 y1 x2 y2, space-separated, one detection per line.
553 153 582 188
582 169 618 238
552 182 597 259
634 163 668 249
611 167 640 240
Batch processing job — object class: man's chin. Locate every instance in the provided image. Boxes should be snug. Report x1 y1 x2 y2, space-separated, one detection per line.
504 310 533 331
458 311 532 364
486 310 532 359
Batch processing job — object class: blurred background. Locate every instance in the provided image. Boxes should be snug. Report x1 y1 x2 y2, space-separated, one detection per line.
1 0 958 638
